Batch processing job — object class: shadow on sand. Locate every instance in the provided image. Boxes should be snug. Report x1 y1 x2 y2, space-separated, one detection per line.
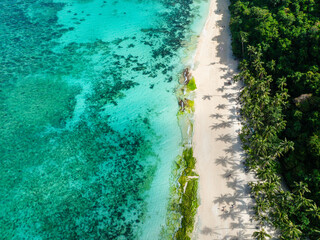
198 0 261 238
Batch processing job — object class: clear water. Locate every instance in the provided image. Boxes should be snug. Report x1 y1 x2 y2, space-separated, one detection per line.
0 0 209 239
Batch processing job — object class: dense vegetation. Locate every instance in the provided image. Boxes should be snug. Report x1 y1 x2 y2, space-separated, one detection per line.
229 0 320 238
175 148 199 240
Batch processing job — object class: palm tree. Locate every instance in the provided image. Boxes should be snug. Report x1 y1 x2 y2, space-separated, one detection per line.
240 31 248 58
293 181 311 197
273 207 290 229
307 203 320 220
253 228 271 240
282 221 302 239
254 197 270 217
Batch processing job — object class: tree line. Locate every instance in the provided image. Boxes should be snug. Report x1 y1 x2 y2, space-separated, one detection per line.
229 0 320 238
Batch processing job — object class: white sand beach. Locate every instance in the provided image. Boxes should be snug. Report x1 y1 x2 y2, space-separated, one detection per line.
192 0 257 239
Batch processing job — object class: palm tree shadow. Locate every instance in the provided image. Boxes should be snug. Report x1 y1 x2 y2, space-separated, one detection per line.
200 226 220 236
215 19 223 28
223 169 235 180
223 145 240 155
220 209 239 221
235 203 250 213
217 86 225 92
226 177 243 190
213 0 234 67
222 93 234 99
216 133 235 143
221 71 234 80
219 211 233 220
214 8 223 15
210 113 223 119
214 192 246 206
203 95 213 100
230 217 246 229
210 121 232 130
216 103 227 110
213 193 231 205
229 97 238 103
215 155 232 167
228 114 238 121
222 230 251 240
229 106 240 115
229 178 251 195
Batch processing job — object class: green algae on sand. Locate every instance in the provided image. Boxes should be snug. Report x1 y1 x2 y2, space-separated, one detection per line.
175 148 199 240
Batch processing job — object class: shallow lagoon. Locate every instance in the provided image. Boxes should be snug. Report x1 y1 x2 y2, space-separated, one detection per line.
0 0 208 238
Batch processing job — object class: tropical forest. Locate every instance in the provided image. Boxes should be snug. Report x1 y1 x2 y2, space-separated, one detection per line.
229 0 320 238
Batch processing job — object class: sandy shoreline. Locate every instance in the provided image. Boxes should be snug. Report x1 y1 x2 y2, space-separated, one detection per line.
191 0 256 239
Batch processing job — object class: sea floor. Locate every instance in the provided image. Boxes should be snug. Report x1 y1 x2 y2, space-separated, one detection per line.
0 0 209 239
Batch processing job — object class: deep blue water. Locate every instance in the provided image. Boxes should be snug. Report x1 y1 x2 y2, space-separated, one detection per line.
0 0 208 239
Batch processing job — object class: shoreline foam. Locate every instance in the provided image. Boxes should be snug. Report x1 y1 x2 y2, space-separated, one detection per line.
191 0 257 239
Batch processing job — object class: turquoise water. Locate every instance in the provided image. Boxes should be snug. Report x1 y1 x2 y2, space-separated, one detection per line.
0 0 209 239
